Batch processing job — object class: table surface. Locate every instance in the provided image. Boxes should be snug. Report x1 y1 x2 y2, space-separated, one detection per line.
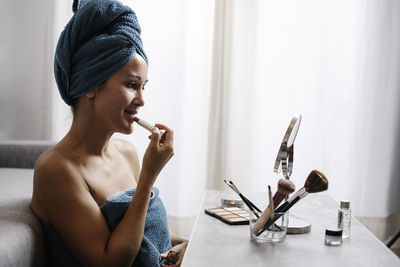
181 190 400 267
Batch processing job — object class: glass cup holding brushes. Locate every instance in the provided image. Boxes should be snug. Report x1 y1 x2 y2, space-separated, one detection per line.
225 170 328 243
249 211 289 242
249 185 289 243
224 179 293 242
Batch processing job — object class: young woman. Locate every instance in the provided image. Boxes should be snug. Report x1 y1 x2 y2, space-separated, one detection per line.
30 0 187 266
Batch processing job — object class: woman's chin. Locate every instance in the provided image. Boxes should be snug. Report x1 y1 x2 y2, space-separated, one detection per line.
119 124 134 135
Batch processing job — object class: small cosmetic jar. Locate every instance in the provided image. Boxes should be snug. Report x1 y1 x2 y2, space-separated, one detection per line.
325 228 343 246
221 198 244 208
249 211 288 243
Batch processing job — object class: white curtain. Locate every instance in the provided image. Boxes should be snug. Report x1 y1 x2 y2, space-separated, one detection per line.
207 0 400 239
1 0 399 240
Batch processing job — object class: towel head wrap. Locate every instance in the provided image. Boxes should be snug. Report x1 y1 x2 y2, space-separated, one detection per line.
54 0 148 106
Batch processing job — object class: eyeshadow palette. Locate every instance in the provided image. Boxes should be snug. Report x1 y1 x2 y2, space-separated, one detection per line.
204 207 249 225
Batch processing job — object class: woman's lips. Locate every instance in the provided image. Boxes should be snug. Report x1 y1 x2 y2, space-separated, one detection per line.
124 110 137 123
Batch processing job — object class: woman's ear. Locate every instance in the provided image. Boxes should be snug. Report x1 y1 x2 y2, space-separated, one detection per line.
85 89 96 99
86 82 105 100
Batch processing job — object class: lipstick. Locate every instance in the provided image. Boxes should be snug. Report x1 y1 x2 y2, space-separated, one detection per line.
133 117 165 137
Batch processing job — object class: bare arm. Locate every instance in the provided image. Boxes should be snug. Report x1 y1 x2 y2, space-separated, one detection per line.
36 126 174 267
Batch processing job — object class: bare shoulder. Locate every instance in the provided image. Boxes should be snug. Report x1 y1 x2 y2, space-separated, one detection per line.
112 139 141 180
35 147 80 181
35 146 70 170
33 147 88 198
32 146 90 221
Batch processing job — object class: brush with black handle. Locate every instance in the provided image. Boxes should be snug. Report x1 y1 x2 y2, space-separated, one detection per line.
259 169 328 234
224 180 262 216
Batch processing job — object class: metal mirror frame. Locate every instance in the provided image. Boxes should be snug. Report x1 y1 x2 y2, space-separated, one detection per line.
273 114 302 179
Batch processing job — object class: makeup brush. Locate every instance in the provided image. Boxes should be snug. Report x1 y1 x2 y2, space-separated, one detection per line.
133 117 166 136
260 169 328 232
224 180 262 215
252 180 295 235
267 185 275 231
273 178 296 208
268 185 274 219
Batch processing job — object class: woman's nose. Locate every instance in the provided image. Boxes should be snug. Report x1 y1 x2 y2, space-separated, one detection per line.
133 89 145 107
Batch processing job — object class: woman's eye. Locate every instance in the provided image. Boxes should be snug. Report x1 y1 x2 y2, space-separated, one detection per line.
127 82 145 91
128 83 137 89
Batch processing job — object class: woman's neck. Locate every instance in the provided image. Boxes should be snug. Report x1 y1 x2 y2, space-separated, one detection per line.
61 112 114 157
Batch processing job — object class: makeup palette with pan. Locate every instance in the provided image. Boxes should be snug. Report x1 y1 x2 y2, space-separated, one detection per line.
204 207 249 225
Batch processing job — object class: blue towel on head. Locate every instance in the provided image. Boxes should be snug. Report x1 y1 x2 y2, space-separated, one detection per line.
41 187 172 267
54 0 148 106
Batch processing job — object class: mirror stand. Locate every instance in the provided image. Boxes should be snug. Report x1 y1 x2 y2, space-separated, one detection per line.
274 114 311 234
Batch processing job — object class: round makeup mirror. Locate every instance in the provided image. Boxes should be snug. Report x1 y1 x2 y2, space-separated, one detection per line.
273 114 302 178
287 114 302 148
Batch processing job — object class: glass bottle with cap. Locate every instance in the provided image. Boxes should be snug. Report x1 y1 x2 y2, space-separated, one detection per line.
338 200 351 239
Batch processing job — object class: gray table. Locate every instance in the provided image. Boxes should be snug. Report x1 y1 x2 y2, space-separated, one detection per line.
182 190 400 267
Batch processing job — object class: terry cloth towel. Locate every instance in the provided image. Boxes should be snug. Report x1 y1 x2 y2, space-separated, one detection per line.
54 0 148 106
41 187 172 267
102 187 172 266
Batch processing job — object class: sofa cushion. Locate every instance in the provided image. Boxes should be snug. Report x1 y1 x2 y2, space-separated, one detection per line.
0 168 46 267
0 141 55 169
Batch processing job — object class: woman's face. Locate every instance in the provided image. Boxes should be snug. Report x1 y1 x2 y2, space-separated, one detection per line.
93 53 148 134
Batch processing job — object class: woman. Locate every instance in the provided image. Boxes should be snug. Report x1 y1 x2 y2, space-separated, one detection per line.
30 0 187 266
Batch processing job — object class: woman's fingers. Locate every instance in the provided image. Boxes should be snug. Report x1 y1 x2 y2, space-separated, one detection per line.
153 124 174 157
141 124 174 182
147 127 160 149
155 123 173 145
160 251 168 259
160 242 187 267
154 123 172 132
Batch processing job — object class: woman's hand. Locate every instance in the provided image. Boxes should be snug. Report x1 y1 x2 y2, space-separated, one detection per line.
140 124 174 185
160 241 188 267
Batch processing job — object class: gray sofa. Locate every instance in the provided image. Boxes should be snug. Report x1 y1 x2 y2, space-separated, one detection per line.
0 140 55 267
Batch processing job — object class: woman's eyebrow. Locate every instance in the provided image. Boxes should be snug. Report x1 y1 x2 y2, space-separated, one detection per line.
127 74 148 83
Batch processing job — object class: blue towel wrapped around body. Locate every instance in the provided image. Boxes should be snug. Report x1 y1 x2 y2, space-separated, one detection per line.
102 187 172 266
41 187 172 267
